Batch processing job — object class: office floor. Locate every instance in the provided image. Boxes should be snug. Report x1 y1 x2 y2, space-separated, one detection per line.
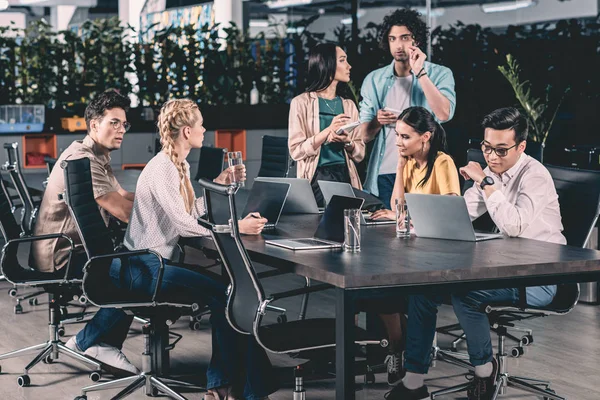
1 262 600 400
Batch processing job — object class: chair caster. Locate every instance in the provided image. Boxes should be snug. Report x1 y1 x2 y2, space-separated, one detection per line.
0 365 2 373
58 326 66 337
17 374 31 387
365 371 376 385
521 334 534 346
543 388 556 400
147 386 159 396
14 304 23 314
89 371 101 382
189 320 202 331
8 288 17 297
43 355 54 364
74 396 87 400
511 346 524 358
28 297 39 306
277 314 287 324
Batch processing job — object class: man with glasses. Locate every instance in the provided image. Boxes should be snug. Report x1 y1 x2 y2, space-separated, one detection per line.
32 89 139 377
359 8 456 209
386 107 565 400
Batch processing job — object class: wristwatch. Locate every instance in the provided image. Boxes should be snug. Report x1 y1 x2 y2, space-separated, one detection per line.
480 176 495 190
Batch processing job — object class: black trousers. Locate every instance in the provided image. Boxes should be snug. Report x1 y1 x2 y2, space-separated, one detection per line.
310 163 351 207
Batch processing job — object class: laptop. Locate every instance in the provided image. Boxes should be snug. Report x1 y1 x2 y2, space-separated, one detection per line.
254 177 320 214
404 193 504 242
241 180 291 230
266 195 364 250
318 181 394 226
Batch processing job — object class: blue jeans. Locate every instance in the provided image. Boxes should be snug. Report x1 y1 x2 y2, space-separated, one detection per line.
404 286 555 374
377 173 396 209
108 253 276 400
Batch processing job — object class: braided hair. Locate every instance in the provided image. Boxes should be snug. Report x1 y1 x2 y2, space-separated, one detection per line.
157 99 199 214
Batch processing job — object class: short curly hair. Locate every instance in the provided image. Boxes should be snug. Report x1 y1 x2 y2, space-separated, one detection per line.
84 90 131 131
379 8 429 53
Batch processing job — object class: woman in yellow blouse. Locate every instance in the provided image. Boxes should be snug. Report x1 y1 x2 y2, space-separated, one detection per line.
369 106 460 386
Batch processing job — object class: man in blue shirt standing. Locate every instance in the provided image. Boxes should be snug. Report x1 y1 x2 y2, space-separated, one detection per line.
359 8 456 208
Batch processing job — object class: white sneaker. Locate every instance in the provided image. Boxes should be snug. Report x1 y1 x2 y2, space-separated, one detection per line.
65 336 139 376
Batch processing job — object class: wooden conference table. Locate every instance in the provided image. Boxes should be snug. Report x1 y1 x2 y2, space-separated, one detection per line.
197 213 600 400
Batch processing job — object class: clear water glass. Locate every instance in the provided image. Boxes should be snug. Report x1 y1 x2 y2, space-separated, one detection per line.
395 198 411 238
227 151 244 187
343 209 361 252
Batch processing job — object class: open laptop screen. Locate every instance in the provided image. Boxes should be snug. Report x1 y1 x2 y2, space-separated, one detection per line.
314 195 364 242
242 181 290 224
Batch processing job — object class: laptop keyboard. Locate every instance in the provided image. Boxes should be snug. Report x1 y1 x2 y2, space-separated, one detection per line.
294 238 332 246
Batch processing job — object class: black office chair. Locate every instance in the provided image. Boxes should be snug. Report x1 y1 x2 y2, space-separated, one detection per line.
431 166 600 400
0 172 102 388
257 135 291 178
2 142 39 235
61 157 205 400
43 156 57 189
194 146 227 181
197 178 383 393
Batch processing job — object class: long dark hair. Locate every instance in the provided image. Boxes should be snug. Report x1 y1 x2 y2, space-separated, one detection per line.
398 106 448 188
305 43 352 99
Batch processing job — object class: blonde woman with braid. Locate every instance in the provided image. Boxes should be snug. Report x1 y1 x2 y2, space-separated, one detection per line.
110 99 275 400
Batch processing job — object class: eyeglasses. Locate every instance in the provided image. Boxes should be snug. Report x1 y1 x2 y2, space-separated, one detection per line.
108 119 131 132
480 141 518 158
389 34 414 43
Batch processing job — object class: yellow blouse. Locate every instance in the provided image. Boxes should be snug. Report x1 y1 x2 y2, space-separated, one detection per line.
403 152 460 195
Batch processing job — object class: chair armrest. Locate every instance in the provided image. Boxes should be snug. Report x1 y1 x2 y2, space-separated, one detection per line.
268 283 332 302
84 249 165 302
3 233 76 282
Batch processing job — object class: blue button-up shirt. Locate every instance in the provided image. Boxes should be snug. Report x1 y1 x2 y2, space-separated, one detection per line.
359 60 456 196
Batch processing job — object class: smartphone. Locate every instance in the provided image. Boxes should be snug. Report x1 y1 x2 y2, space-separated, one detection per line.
383 106 402 116
336 121 360 135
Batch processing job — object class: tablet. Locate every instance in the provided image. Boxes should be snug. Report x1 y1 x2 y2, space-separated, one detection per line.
335 121 360 135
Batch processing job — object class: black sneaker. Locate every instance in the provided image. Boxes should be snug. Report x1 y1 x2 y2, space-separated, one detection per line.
467 358 499 400
384 381 429 400
384 351 405 386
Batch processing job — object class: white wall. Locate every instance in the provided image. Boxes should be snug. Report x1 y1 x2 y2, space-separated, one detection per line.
0 11 26 30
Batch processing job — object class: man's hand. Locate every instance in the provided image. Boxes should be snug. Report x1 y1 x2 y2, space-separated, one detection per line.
238 212 267 235
408 46 426 75
214 164 246 185
459 161 486 185
376 109 398 126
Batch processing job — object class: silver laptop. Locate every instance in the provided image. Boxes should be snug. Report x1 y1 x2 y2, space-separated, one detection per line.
266 195 364 250
318 181 394 226
254 177 319 214
242 181 291 230
404 193 504 242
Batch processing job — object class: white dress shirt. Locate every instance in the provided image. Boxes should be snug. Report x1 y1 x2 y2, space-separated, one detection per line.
124 152 209 260
464 153 566 245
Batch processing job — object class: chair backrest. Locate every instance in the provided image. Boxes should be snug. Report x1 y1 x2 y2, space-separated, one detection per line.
44 156 57 176
0 175 17 214
195 146 227 181
462 148 487 194
198 178 265 335
257 135 290 178
547 165 600 248
62 157 115 258
8 169 35 235
0 176 24 243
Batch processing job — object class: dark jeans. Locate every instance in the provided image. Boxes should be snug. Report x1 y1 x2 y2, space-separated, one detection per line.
404 287 554 374
108 253 276 400
310 163 351 207
377 173 396 209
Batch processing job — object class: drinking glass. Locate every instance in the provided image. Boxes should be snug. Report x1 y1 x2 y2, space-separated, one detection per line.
343 209 361 252
395 198 411 238
227 151 244 187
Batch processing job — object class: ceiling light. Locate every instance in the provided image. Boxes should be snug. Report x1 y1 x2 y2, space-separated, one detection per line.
481 0 537 13
0 0 9 11
266 0 312 10
341 9 366 25
414 7 446 18
249 20 269 28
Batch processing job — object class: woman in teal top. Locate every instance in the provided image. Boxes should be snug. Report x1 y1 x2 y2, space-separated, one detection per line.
288 43 366 206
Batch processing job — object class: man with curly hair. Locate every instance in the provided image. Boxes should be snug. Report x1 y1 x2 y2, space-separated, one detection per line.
359 8 456 209
33 90 139 377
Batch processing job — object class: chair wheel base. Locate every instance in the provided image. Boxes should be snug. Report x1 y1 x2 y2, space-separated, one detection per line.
17 375 30 387
89 371 101 382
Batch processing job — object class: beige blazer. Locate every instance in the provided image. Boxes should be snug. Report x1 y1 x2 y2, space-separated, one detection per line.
288 92 365 189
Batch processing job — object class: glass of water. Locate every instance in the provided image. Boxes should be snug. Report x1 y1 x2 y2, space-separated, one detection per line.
395 198 411 238
227 151 244 187
343 209 361 252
